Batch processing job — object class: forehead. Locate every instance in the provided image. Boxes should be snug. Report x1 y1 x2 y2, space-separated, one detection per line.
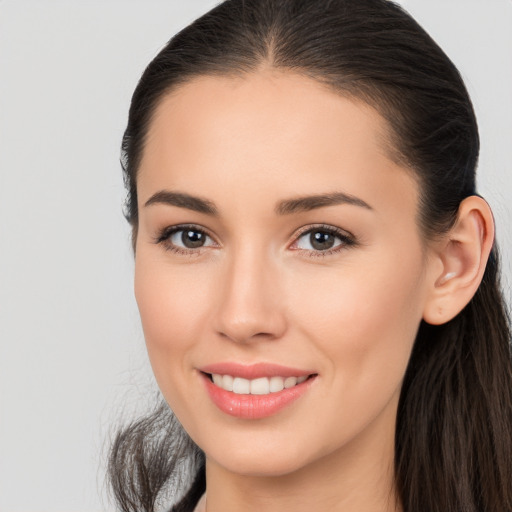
144 70 394 169
138 70 418 221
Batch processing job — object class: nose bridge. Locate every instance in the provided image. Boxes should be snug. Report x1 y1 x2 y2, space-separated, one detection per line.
215 242 286 343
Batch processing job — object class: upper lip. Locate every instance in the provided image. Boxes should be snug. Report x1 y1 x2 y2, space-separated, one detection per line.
198 362 316 380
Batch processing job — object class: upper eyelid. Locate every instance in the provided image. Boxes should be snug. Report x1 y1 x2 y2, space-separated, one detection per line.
291 224 355 241
157 223 216 241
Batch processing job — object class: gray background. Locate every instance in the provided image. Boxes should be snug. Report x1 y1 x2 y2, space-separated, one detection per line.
0 1 511 511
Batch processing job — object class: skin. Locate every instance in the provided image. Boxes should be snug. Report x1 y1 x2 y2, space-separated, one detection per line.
134 70 494 512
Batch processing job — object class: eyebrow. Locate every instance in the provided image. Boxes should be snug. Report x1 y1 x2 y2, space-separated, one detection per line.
275 192 373 215
144 189 372 216
144 190 218 215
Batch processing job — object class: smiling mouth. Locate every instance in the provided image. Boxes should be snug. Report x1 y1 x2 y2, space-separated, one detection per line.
204 373 315 395
200 370 317 419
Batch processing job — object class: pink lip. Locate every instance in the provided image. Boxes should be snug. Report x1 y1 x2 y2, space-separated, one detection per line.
199 362 314 380
198 363 317 420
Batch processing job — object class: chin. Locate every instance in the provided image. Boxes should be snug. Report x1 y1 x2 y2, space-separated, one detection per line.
201 433 320 478
213 452 310 478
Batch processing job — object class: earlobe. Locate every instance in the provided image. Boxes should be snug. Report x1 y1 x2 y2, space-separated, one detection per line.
423 196 495 325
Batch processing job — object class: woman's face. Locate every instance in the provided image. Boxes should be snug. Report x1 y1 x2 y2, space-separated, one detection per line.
134 71 436 477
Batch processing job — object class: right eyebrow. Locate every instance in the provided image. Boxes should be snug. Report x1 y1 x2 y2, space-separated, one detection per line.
144 190 218 216
275 191 373 215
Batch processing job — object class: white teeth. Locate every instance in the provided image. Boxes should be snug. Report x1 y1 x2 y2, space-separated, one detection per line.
250 377 270 395
284 376 297 389
232 377 250 394
211 374 309 395
222 374 234 391
269 376 285 392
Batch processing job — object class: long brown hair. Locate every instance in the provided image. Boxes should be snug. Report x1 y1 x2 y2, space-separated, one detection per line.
108 1 512 510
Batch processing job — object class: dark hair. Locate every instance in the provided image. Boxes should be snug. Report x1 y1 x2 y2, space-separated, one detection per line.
109 1 512 511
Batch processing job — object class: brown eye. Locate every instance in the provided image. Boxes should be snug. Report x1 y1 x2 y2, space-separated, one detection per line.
159 226 216 251
179 229 206 248
293 226 354 253
309 231 336 250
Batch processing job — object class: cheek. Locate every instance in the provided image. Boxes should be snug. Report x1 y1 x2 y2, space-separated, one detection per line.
286 250 425 395
133 254 210 387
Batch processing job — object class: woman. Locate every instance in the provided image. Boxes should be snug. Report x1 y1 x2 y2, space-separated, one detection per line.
108 0 512 511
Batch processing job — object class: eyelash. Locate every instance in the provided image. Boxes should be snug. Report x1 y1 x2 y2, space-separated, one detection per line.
154 223 357 257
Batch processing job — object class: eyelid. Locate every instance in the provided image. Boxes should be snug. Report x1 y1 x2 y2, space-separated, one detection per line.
291 223 355 240
155 223 209 242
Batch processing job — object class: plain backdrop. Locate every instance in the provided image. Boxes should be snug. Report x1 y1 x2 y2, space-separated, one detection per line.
0 1 511 511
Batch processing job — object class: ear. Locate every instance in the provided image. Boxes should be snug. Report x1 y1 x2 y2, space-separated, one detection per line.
423 196 495 325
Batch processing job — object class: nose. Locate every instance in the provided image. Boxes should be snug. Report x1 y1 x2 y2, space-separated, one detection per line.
213 247 287 344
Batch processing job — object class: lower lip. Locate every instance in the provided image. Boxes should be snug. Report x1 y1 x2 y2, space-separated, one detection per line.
201 373 315 419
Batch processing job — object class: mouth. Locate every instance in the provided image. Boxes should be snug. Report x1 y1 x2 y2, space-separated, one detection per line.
204 372 313 395
198 364 317 419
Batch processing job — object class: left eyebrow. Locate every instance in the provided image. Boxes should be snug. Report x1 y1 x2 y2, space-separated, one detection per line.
144 190 218 216
275 192 373 215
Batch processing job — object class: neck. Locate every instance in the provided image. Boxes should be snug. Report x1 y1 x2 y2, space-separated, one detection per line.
203 395 402 512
